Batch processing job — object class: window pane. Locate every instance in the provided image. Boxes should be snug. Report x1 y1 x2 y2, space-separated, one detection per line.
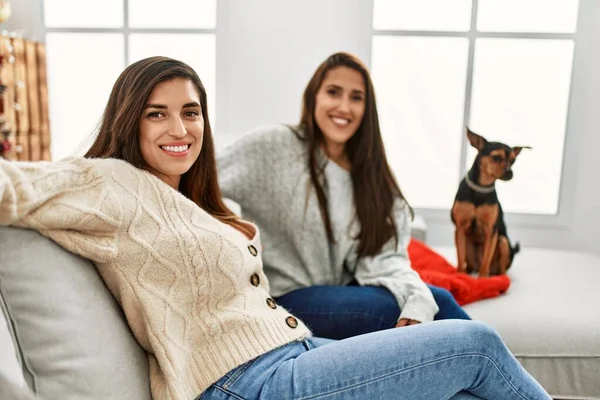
128 0 216 29
46 33 125 160
128 34 216 126
477 0 579 33
468 38 575 214
373 0 472 31
44 0 124 28
371 36 469 209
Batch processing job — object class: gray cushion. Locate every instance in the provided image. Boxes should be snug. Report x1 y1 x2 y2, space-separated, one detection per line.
0 227 151 400
0 373 38 400
435 246 600 400
0 283 25 388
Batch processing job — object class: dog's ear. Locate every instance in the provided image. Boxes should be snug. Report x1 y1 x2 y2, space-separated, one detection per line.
513 146 532 157
466 127 487 151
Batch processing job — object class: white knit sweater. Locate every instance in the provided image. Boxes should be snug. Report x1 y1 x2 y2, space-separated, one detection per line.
217 124 439 323
0 157 310 400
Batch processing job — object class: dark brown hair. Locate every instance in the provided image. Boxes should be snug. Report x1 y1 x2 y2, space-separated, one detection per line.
85 56 248 234
297 52 412 258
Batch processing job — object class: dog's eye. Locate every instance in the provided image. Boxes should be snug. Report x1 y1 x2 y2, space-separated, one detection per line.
492 155 504 163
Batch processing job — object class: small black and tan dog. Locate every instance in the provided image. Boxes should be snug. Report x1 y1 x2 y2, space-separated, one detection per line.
451 128 530 277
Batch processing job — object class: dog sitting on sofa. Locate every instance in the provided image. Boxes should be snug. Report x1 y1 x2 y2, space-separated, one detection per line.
451 128 530 277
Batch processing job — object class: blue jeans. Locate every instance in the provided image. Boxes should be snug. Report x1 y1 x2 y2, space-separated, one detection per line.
198 320 550 399
274 284 470 340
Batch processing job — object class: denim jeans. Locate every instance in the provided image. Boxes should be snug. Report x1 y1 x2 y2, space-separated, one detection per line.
197 320 550 400
274 284 470 340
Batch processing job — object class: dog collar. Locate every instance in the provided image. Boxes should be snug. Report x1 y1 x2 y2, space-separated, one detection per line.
465 174 495 194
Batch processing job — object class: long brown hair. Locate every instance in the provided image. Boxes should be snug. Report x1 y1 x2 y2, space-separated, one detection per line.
297 52 413 258
85 56 246 233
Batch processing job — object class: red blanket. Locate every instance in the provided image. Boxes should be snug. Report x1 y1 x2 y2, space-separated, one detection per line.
407 239 510 306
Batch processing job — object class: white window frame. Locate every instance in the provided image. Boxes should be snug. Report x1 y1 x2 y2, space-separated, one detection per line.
368 0 581 230
41 0 218 67
40 0 222 149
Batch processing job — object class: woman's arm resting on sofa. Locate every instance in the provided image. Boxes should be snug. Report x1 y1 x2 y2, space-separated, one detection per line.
0 158 122 262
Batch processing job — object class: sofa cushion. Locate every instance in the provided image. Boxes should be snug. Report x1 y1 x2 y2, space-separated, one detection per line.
0 373 38 400
411 214 427 243
0 287 25 389
435 246 600 400
0 227 151 400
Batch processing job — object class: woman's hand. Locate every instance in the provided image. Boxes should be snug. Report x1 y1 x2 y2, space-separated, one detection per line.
396 318 421 327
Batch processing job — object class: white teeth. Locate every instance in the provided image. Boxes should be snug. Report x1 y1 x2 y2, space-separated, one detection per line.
160 145 189 153
331 117 350 125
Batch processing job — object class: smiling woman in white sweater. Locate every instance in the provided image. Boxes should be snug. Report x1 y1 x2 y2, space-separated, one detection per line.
0 56 550 400
217 52 470 340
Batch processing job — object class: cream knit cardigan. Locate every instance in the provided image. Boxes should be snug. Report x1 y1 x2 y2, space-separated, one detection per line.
0 157 310 399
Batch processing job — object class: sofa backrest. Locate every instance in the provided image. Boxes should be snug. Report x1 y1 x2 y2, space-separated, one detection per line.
0 227 151 399
0 292 25 389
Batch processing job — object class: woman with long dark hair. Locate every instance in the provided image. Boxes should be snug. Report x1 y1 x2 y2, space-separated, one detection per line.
218 52 470 340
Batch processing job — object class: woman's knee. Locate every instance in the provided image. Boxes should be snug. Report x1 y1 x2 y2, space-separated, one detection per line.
276 286 401 337
357 286 401 323
428 285 471 320
458 321 504 350
330 286 400 330
429 285 456 306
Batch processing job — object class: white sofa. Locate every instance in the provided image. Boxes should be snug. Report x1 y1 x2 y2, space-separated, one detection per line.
1 226 599 399
435 245 600 399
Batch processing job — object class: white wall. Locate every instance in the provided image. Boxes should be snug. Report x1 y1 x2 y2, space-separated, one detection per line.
0 0 44 40
5 0 600 254
554 0 600 253
215 0 373 145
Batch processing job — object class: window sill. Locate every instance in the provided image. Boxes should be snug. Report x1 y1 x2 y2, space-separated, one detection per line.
415 206 571 231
